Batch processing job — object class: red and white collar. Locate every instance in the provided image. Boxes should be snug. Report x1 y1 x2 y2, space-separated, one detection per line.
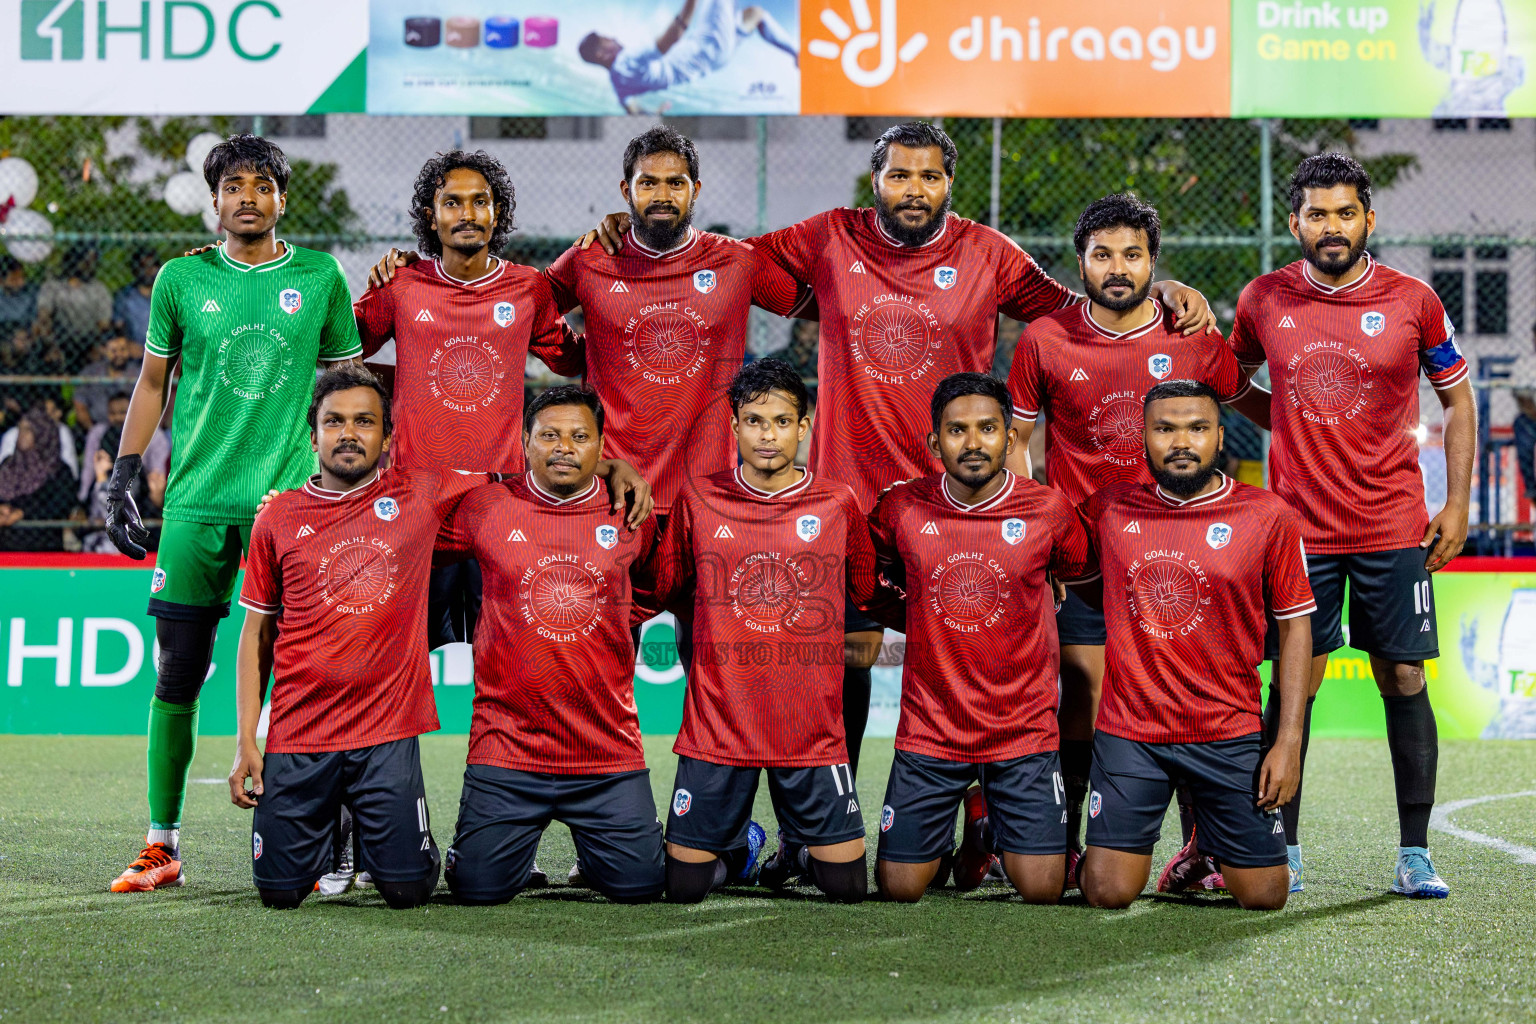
734 465 813 500
1302 252 1375 295
302 469 383 501
940 470 1015 513
431 257 507 289
527 474 601 506
1081 301 1162 341
1154 472 1234 508
872 208 951 250
625 227 700 260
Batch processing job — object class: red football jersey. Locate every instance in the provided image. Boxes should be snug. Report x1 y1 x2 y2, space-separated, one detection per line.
750 209 1078 512
1229 256 1468 553
354 258 583 474
866 471 1096 762
239 467 488 753
1079 475 1316 744
439 474 657 774
652 467 878 767
1008 303 1249 504
544 229 813 514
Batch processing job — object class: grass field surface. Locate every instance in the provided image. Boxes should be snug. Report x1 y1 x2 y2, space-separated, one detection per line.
2 735 1534 1023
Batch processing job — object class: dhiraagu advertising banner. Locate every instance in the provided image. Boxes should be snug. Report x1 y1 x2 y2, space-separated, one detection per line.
1231 0 1536 117
1 558 1533 739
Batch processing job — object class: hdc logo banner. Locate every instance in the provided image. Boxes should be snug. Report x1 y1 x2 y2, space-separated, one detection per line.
800 0 1231 116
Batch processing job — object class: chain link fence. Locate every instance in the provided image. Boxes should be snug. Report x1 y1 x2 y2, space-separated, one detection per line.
1 114 1533 552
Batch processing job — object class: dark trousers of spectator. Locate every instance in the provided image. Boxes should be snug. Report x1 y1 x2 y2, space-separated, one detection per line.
1517 414 1536 501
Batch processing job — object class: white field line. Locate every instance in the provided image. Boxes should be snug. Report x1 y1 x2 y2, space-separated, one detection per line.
1429 790 1536 865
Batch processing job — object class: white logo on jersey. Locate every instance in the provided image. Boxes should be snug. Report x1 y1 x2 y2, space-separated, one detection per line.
796 515 821 542
1001 518 1026 545
610 280 630 293
278 289 302 314
849 260 866 274
1278 315 1297 328
595 525 619 550
201 299 221 313
847 798 860 813
493 301 515 327
507 529 527 542
1148 353 1173 380
920 521 939 536
295 524 315 538
934 266 958 290
714 524 735 539
1360 311 1386 337
374 497 400 521
1123 521 1141 533
1421 620 1432 632
693 269 717 294
414 309 434 322
1206 522 1233 549
1069 368 1089 382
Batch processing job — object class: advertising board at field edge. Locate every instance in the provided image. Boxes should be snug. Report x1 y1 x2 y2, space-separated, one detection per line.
798 0 1232 117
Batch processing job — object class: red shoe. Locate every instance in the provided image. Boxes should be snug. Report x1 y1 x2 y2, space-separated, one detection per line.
110 842 184 892
1156 829 1219 894
1063 842 1084 893
952 786 998 892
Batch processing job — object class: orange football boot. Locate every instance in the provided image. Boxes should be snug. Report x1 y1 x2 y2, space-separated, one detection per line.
110 842 185 892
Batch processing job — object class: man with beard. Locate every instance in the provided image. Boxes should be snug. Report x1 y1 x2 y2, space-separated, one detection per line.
864 373 1096 903
1004 193 1261 892
1075 380 1311 911
229 365 492 909
584 121 1217 781
1229 153 1474 898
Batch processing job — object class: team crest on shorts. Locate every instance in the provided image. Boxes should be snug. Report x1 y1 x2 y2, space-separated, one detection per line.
1089 791 1102 818
796 515 821 542
374 497 400 521
880 805 895 831
493 301 515 327
672 788 692 816
445 847 458 871
693 270 717 294
934 266 958 290
1206 522 1232 549
1148 353 1173 380
1360 311 1386 337
1001 518 1026 545
278 289 302 314
150 567 167 593
252 831 263 859
595 524 619 550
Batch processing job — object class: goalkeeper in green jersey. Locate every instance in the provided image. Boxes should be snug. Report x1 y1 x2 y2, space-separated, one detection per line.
106 135 363 892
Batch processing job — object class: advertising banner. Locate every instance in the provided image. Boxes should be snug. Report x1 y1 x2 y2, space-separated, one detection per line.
3 0 368 114
799 0 1231 117
366 0 801 115
1231 0 1536 117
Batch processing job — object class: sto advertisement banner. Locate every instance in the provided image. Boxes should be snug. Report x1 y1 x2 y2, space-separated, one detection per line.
3 561 1533 740
1232 0 1536 117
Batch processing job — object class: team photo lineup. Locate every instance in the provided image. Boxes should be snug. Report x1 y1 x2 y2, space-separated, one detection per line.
98 118 1475 912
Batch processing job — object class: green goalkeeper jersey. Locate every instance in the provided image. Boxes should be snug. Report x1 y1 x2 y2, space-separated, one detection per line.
145 242 363 525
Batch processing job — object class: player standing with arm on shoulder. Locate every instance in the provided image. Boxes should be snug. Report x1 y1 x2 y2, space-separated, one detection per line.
105 135 363 893
651 358 876 904
1230 154 1474 898
1076 380 1312 911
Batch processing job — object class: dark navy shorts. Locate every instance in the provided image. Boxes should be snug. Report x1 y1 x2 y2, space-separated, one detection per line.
1055 586 1107 646
876 749 1066 862
427 560 482 650
1263 547 1437 662
665 755 865 851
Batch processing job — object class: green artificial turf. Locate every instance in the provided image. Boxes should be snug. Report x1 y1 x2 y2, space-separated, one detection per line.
1 735 1534 1024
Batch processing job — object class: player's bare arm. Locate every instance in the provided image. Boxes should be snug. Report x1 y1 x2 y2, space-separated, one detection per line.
229 609 277 809
105 351 173 559
1145 280 1218 336
368 247 421 289
1225 382 1272 432
655 0 697 53
1260 614 1311 810
593 459 654 529
1422 377 1475 572
1003 417 1035 479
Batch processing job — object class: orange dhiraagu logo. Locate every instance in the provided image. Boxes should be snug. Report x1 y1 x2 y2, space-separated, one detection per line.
801 0 1232 117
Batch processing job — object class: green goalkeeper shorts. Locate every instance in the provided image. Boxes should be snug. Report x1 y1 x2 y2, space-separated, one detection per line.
148 518 254 621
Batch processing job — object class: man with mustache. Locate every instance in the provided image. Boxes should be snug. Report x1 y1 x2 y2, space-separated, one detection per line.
229 365 493 909
1229 153 1474 898
584 121 1217 782
1074 379 1313 912
1005 193 1263 892
863 372 1096 903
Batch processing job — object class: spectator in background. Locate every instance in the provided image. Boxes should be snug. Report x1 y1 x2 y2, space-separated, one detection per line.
36 245 112 368
73 327 142 429
1 325 46 375
2 391 78 479
114 249 159 349
783 319 817 380
991 314 1024 380
0 256 38 337
0 408 80 552
1512 321 1536 505
78 392 169 507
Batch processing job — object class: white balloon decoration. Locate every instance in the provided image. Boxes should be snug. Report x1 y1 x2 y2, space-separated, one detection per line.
185 132 223 174
202 206 222 233
0 157 39 209
1 208 54 263
164 171 207 216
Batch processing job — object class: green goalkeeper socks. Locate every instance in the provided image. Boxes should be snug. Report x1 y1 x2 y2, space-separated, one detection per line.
147 697 199 830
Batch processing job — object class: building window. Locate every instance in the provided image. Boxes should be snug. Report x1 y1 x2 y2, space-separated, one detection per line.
1431 269 1466 332
1478 118 1513 131
1431 242 1509 336
1476 271 1509 335
1432 118 1470 131
845 116 903 141
469 117 548 140
1348 119 1380 131
232 115 326 138
664 117 749 141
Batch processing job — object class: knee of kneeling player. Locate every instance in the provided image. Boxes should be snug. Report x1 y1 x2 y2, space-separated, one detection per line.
874 864 927 903
258 886 310 910
1229 872 1289 911
664 855 718 904
378 873 438 910
1080 872 1138 909
809 855 867 904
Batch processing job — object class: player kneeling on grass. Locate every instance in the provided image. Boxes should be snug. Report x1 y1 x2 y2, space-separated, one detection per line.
437 386 666 905
229 366 496 909
866 373 1097 904
650 358 878 903
1074 380 1313 911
